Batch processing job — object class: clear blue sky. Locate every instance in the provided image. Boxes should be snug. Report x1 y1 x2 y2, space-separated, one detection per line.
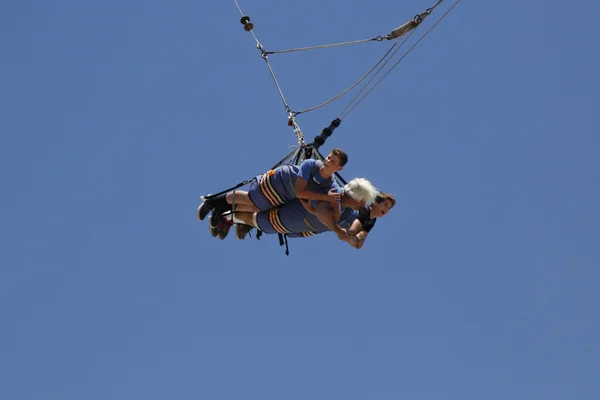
2 1 599 399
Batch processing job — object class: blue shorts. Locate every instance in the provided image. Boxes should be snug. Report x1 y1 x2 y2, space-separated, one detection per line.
256 201 360 239
256 200 327 237
248 165 299 211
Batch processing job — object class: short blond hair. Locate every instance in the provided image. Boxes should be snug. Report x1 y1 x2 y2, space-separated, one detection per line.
344 178 377 204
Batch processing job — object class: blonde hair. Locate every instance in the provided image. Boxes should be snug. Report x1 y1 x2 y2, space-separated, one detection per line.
344 178 377 204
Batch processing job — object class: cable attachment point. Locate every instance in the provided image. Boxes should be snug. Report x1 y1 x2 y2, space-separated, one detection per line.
387 17 421 40
287 112 304 145
386 9 432 40
240 15 254 31
425 0 445 16
287 110 297 126
303 144 314 160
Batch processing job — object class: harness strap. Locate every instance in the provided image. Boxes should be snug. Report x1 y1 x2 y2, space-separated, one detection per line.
277 233 290 256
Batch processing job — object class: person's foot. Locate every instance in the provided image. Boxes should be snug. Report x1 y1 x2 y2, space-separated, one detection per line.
217 218 233 240
208 222 218 237
209 207 223 229
235 224 253 240
197 197 214 221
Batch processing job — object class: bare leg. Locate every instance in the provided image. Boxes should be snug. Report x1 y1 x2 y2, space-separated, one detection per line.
232 203 258 212
226 191 260 213
314 202 350 242
314 202 338 232
233 211 256 227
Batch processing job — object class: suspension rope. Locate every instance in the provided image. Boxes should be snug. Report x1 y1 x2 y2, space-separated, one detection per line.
426 0 446 14
260 47 293 114
234 0 306 144
338 30 417 119
262 0 445 55
293 0 456 117
232 0 460 140
339 0 461 119
233 0 262 47
232 0 244 15
293 37 405 116
265 36 385 55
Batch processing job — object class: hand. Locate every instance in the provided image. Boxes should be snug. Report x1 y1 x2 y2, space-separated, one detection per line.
336 228 352 242
327 188 341 203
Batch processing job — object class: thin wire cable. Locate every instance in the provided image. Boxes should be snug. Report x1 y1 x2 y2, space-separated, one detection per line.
263 56 293 113
233 0 460 126
292 3 446 116
294 38 405 116
340 0 461 119
233 0 244 16
233 0 293 114
233 0 262 48
338 30 417 118
266 37 382 55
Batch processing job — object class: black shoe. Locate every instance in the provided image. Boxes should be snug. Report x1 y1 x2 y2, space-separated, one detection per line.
198 197 214 221
208 222 218 238
209 208 223 229
199 194 230 221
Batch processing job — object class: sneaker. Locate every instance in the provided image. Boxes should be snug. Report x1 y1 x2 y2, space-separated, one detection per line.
217 217 233 240
209 207 223 229
208 222 218 238
198 197 214 221
235 224 253 240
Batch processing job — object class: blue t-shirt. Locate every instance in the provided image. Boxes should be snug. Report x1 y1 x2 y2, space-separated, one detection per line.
298 159 341 195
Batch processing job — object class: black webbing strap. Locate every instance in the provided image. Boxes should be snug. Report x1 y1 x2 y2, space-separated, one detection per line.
277 233 290 256
204 147 302 201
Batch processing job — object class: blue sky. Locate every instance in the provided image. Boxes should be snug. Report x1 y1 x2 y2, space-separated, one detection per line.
2 0 599 399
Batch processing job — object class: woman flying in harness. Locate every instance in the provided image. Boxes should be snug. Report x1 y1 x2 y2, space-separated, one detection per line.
221 190 395 248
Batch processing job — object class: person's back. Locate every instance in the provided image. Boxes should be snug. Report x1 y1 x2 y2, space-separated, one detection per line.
249 164 301 210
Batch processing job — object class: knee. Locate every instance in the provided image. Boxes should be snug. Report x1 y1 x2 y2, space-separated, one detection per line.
226 192 235 204
227 190 246 204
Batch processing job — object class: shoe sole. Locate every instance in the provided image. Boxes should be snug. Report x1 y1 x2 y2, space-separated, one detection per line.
235 226 247 240
209 223 218 237
198 200 213 221
218 225 231 240
197 204 204 221
210 209 223 229
216 219 232 240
